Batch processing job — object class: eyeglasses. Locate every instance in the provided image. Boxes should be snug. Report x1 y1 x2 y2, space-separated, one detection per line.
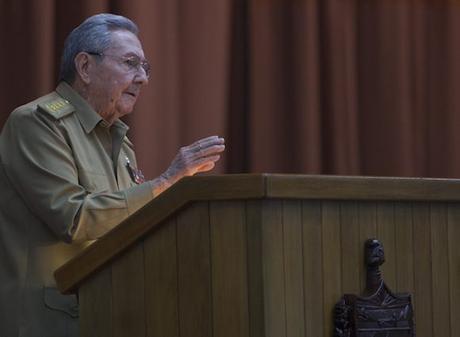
87 51 151 78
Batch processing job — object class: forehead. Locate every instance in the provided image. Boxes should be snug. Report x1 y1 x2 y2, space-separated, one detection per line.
106 30 145 57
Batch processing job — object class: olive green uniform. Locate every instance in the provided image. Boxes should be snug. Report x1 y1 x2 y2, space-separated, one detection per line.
0 82 154 337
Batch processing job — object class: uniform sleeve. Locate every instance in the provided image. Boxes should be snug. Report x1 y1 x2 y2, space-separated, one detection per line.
0 108 154 243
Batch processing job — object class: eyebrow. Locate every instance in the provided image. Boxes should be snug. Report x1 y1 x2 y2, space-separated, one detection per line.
123 52 146 60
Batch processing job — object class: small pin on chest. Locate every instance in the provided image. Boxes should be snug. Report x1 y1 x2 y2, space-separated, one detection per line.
125 157 145 184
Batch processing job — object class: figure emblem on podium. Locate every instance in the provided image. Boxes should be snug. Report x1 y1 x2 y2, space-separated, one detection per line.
334 239 415 337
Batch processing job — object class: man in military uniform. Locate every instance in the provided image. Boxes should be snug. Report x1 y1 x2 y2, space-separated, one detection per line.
0 13 225 337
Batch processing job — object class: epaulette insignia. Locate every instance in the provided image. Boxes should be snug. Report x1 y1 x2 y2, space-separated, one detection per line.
38 97 75 119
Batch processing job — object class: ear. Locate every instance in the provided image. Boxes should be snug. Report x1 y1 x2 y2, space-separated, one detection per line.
74 52 93 84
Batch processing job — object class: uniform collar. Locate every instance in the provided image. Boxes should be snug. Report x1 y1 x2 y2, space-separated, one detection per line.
55 81 129 134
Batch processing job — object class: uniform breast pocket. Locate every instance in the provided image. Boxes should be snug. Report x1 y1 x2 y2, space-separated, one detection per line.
78 169 111 193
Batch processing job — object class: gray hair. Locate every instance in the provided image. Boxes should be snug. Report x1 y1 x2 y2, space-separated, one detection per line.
59 13 139 83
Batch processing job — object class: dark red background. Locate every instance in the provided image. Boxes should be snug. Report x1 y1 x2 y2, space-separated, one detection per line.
1 0 460 179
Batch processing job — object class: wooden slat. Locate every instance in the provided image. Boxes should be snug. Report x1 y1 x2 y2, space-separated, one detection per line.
448 203 460 337
340 201 360 295
358 202 377 291
412 203 433 337
321 201 341 336
431 203 451 337
111 244 145 337
302 201 323 337
376 202 396 288
209 201 249 337
246 200 265 337
394 202 414 293
143 218 179 337
261 200 286 337
79 267 112 337
176 202 212 337
282 200 305 337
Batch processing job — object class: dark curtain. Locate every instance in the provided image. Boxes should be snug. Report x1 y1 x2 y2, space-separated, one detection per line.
1 0 460 179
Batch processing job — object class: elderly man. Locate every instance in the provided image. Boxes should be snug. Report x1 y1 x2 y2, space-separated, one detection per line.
0 13 224 337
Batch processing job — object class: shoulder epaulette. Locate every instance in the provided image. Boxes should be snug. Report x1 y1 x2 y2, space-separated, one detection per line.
37 95 75 119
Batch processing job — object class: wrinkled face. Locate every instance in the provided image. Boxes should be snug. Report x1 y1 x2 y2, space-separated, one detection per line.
87 30 149 123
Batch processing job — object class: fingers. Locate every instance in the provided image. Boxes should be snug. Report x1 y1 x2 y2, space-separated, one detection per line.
193 135 223 146
163 136 225 184
192 155 220 174
196 161 215 173
198 136 225 147
191 136 225 155
196 144 225 158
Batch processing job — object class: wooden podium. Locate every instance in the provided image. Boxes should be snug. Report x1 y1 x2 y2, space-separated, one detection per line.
55 174 460 337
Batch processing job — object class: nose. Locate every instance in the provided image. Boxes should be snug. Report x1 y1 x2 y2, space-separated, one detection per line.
134 69 149 85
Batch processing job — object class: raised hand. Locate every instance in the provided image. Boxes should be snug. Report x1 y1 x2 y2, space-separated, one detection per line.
151 135 225 195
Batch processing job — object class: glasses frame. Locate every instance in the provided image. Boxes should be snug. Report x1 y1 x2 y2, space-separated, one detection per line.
86 51 151 78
